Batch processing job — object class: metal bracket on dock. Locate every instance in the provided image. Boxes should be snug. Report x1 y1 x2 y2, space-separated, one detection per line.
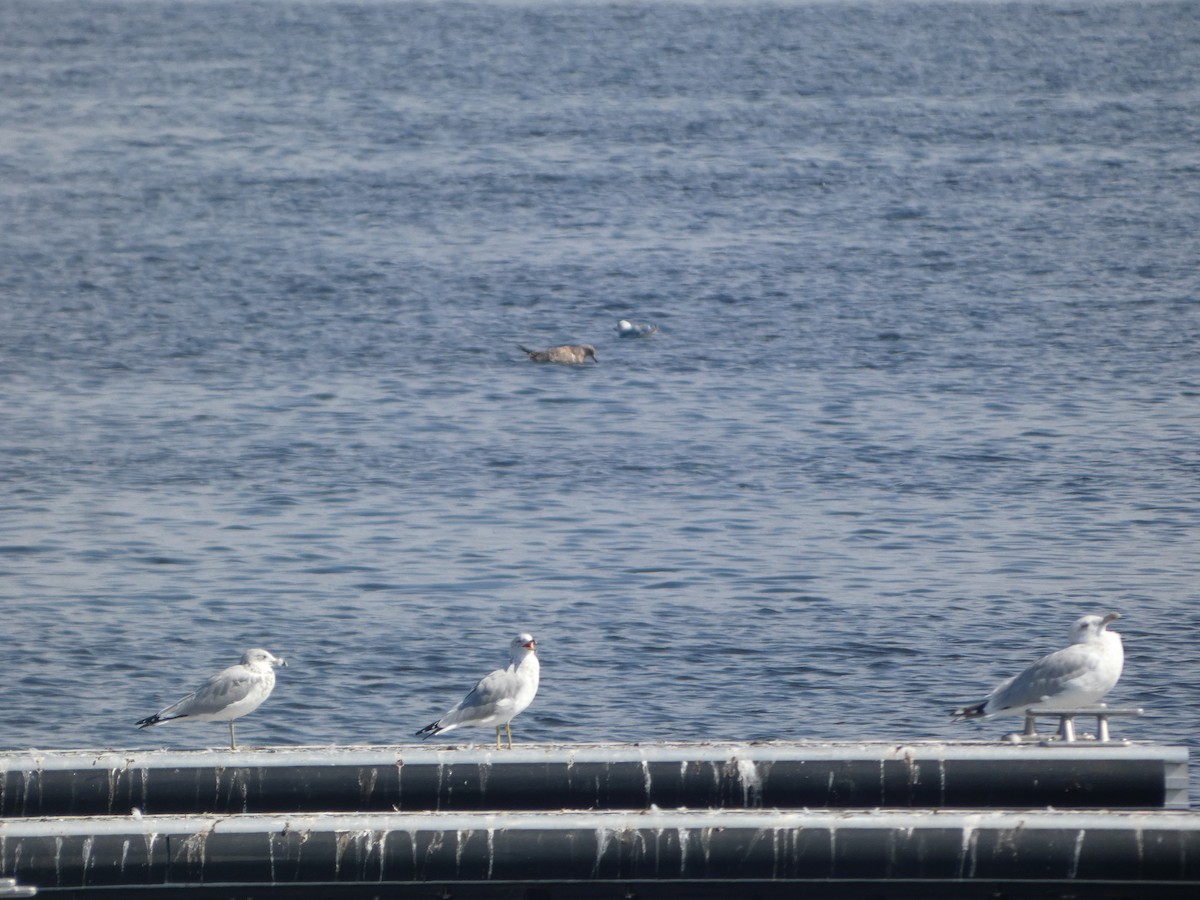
1007 705 1145 744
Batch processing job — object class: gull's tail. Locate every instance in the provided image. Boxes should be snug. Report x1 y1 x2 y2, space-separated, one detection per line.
951 702 986 721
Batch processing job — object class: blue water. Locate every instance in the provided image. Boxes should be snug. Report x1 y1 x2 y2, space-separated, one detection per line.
1 0 1197 791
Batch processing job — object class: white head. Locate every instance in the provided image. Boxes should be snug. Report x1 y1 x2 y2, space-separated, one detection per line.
510 633 537 656
1068 612 1121 644
617 320 633 332
241 648 287 668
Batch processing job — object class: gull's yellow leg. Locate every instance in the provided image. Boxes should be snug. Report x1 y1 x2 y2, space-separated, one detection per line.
505 722 514 750
229 722 238 750
495 727 502 750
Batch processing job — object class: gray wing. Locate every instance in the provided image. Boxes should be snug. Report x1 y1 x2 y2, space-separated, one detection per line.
158 664 262 718
989 644 1101 710
439 667 518 727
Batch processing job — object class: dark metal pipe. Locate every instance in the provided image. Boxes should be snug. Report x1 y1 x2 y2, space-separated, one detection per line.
0 741 1188 818
1 809 1199 898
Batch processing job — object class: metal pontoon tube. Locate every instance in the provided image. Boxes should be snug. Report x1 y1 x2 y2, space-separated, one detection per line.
2 808 1199 898
0 741 1188 817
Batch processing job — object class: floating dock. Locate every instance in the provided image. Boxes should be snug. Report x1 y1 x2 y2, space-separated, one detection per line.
0 741 1195 897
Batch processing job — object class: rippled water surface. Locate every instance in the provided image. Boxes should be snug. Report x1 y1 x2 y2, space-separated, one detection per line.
1 0 1197 793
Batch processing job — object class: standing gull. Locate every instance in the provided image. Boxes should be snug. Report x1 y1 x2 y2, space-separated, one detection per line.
519 344 597 365
952 613 1123 720
135 648 286 749
416 633 540 749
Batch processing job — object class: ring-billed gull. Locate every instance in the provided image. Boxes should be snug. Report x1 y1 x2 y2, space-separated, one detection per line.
952 613 1123 720
616 319 657 338
135 648 286 749
416 633 540 749
519 344 598 365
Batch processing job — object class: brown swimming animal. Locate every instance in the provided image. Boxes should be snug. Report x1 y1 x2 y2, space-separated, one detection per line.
519 344 598 365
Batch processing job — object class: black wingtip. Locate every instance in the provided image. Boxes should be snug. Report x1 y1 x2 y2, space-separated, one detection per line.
414 722 440 739
950 703 986 721
136 713 184 729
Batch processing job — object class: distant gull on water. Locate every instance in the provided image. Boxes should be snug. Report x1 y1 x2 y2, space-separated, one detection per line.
416 633 540 749
135 648 286 749
615 319 658 338
519 344 598 365
952 612 1123 720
